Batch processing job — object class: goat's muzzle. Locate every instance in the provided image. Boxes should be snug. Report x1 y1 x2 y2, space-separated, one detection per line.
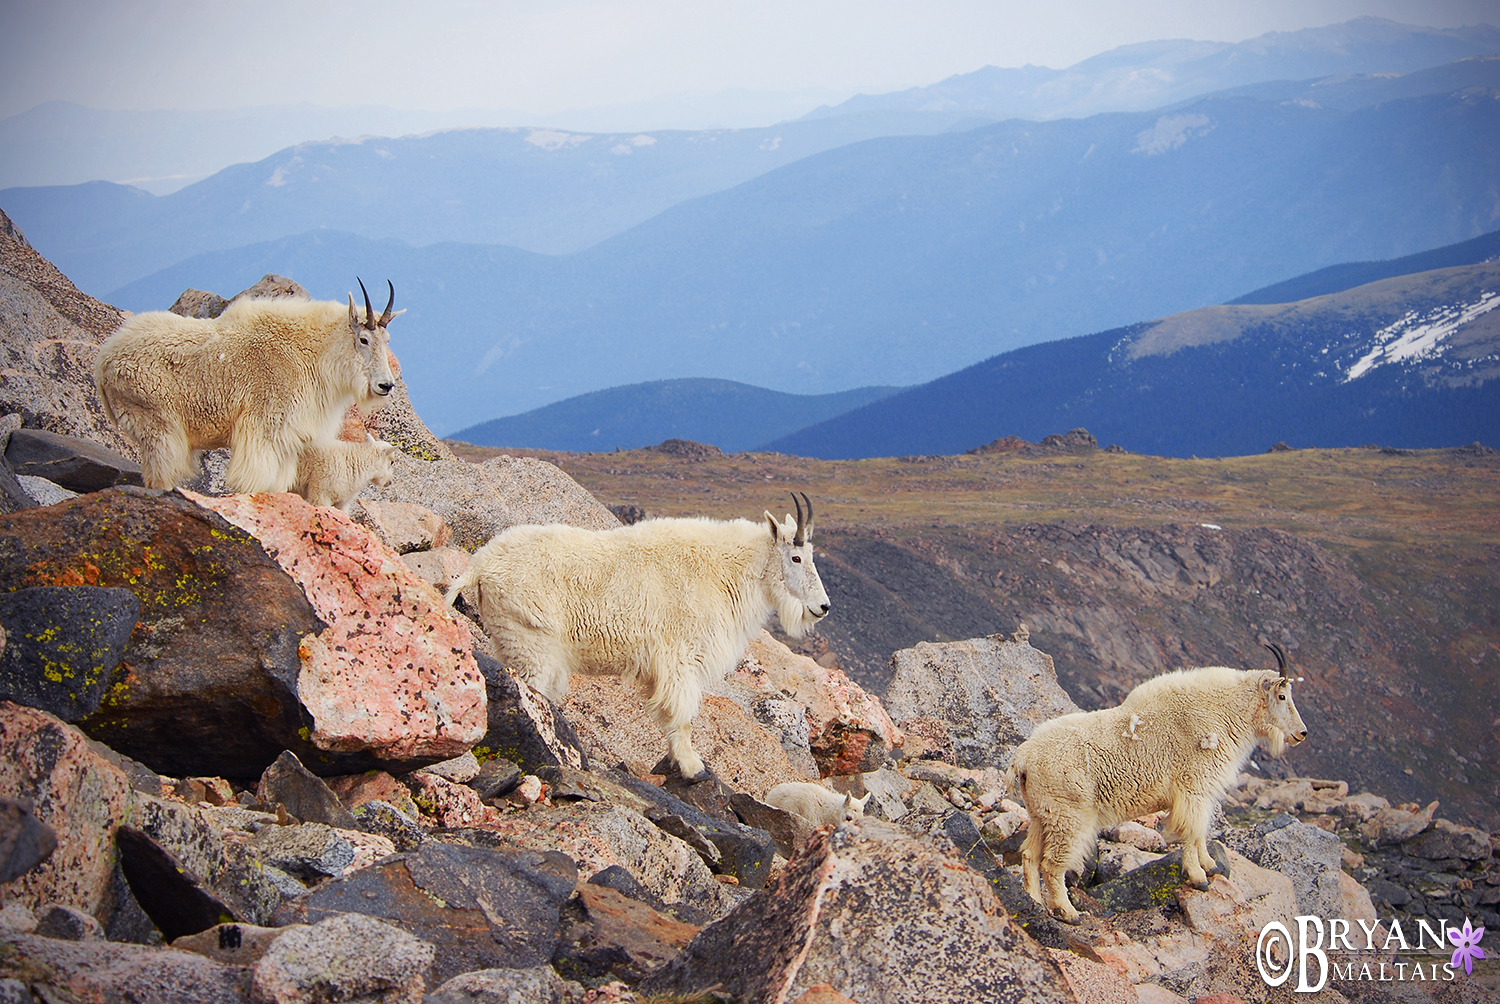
375 381 394 396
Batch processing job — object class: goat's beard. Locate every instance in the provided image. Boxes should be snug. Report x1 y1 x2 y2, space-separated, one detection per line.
775 591 818 639
1261 727 1288 758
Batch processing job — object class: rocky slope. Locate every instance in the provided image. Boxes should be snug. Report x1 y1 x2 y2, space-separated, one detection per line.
0 226 1494 1003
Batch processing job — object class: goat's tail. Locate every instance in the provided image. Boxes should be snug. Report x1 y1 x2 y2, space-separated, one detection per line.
443 562 481 609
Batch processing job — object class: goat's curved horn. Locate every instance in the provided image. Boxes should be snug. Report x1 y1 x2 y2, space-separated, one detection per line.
792 492 806 547
800 492 814 532
379 280 395 327
1264 642 1289 678
357 278 376 331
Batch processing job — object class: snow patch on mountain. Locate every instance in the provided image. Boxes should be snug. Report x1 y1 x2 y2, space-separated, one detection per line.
1343 290 1500 381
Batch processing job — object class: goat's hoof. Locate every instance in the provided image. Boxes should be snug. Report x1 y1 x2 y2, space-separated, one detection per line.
1055 911 1085 926
1190 878 1211 891
682 768 714 784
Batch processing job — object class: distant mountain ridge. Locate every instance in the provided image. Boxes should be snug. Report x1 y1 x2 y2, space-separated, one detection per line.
762 260 1500 459
805 17 1500 121
449 378 903 453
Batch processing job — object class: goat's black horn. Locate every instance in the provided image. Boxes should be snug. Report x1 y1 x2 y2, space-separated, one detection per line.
357 278 376 330
791 492 805 546
1264 642 1289 677
800 492 813 529
379 280 395 327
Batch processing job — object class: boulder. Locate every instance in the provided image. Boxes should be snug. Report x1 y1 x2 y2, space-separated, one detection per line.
0 928 251 1004
425 966 587 1004
1402 818 1492 862
730 631 901 776
474 658 588 773
252 913 432 1004
326 770 420 821
0 585 139 722
1086 842 1232 916
351 499 450 554
397 545 470 591
32 903 104 941
350 801 426 852
884 630 1079 770
420 751 481 784
1231 818 1344 918
455 800 735 921
551 881 701 987
272 841 575 986
563 676 805 798
2 428 142 493
15 474 77 507
115 823 243 941
0 703 133 918
605 770 778 888
169 288 230 319
363 455 518 551
466 757 522 801
250 823 355 882
1359 800 1438 845
476 455 619 531
406 773 493 829
938 809 1072 950
727 792 818 859
189 491 486 765
256 751 358 829
0 488 484 778
1047 947 1139 1004
641 818 1074 1003
0 796 57 884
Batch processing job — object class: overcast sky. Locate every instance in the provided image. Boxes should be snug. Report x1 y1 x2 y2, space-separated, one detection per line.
3 0 1498 121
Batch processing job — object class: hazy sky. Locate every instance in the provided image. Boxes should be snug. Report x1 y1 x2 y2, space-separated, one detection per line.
3 0 1498 121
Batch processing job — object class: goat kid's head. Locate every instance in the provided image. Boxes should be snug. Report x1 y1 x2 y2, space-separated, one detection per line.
843 791 872 822
346 278 402 400
765 492 831 637
1257 642 1308 756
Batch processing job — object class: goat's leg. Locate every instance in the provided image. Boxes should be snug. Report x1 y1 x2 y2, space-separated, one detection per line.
645 664 709 781
131 420 195 489
1168 790 1215 889
1041 822 1084 923
1021 823 1045 905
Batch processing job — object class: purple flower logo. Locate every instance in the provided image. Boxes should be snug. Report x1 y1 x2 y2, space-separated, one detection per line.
1449 917 1486 976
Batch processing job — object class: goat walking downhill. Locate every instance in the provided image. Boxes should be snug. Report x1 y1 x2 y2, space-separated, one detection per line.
1011 644 1309 922
446 494 831 781
95 280 402 495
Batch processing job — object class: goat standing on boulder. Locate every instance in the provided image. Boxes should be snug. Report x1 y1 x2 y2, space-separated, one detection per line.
446 494 831 781
1011 644 1308 922
293 434 399 511
95 280 401 494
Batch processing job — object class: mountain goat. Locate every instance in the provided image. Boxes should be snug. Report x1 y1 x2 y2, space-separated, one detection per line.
765 782 871 827
293 434 398 511
445 494 831 781
95 280 401 494
1012 644 1308 922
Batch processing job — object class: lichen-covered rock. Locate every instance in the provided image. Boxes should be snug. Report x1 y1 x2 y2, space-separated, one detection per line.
641 818 1074 1004
32 903 104 941
0 582 138 723
189 491 486 764
884 631 1079 770
350 800 426 852
251 913 432 1004
326 770 420 821
250 823 355 882
406 773 493 829
475 663 588 773
172 921 287 967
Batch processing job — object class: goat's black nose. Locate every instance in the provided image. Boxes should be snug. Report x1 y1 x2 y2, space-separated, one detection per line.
819 604 830 615
376 382 394 395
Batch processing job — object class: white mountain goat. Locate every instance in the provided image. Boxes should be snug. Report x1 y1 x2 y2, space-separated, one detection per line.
765 782 871 827
293 434 398 511
1011 644 1308 922
445 494 831 781
95 279 402 493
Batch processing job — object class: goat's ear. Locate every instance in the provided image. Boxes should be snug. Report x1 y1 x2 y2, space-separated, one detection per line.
347 293 360 328
1260 676 1276 691
765 511 780 541
383 308 407 324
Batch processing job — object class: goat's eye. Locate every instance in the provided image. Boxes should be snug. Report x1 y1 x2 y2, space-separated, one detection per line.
1278 693 1286 701
791 555 802 563
360 336 370 346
